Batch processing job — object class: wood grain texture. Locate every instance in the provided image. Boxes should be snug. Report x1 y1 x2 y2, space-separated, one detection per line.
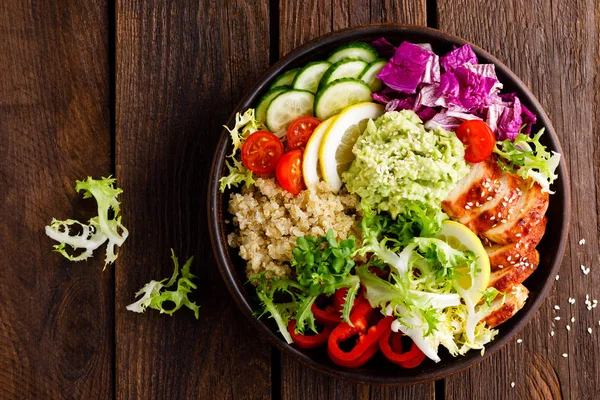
115 1 271 398
278 1 433 398
0 0 113 399
437 1 600 399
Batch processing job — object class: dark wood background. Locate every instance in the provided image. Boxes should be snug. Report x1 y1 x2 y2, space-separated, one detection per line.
1 0 598 399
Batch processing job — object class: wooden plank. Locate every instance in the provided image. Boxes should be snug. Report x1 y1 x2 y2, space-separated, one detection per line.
0 0 113 399
114 1 271 398
278 1 434 398
437 1 600 399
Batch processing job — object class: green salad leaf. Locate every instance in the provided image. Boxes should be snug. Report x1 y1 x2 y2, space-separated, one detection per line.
355 208 501 362
252 229 359 339
45 176 129 267
493 128 560 193
219 108 264 192
126 249 200 319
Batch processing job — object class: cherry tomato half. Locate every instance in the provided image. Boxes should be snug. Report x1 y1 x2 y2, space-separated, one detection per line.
276 149 306 195
455 120 496 163
286 116 321 151
241 130 284 174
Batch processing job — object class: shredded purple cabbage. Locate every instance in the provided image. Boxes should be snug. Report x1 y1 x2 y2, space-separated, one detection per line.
371 40 537 140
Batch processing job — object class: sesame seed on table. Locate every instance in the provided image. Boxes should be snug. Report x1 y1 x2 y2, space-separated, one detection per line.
0 0 598 399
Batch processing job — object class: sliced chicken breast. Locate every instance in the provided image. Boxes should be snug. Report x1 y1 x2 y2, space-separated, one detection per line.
482 284 529 328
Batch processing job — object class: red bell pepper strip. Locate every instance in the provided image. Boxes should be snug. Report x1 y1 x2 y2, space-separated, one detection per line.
287 320 333 349
327 302 393 368
312 295 342 326
379 326 426 368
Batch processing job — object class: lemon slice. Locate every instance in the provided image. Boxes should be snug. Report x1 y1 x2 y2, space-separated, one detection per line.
436 221 491 305
318 102 384 191
302 117 336 189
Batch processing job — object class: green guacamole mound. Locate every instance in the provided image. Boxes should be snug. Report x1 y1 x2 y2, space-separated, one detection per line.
342 110 469 219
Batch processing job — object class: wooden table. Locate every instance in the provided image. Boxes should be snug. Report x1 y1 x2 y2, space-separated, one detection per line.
1 0 598 398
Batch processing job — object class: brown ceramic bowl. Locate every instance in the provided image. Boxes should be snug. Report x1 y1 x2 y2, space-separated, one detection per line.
208 24 570 385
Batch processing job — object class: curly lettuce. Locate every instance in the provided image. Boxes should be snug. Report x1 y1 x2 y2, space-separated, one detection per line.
219 108 264 192
494 128 560 193
126 249 200 319
45 176 128 267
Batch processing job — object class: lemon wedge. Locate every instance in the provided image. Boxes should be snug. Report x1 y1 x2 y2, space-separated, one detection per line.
436 221 491 305
318 102 384 191
302 117 336 189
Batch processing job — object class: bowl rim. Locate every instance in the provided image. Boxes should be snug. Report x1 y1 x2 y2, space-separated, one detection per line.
208 23 571 385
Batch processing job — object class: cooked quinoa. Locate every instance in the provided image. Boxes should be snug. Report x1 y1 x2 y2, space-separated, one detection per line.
228 177 361 279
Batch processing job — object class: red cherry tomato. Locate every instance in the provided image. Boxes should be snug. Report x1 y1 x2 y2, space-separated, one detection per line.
241 130 284 174
286 116 321 151
455 120 496 163
276 149 306 195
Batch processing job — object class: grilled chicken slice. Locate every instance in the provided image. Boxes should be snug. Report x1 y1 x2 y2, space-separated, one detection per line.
443 155 549 245
442 155 549 330
488 250 539 292
485 217 546 272
482 284 529 328
483 177 549 245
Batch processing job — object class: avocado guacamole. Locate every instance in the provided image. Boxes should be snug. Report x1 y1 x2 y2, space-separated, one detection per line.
342 110 469 218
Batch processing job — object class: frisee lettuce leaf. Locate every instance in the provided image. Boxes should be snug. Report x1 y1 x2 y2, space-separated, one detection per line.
126 249 200 319
219 108 264 192
493 128 560 193
45 176 128 268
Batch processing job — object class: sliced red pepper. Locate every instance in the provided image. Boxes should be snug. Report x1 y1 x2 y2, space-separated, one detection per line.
287 320 332 349
327 301 393 368
379 327 426 368
312 296 342 326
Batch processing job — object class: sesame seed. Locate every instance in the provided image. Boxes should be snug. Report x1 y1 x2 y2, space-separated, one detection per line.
517 339 523 344
555 316 561 320
490 216 496 220
467 202 473 206
571 317 575 323
562 353 568 358
550 331 555 336
476 202 481 207
556 275 560 280
579 239 586 245
487 196 493 201
465 205 471 210
516 233 522 237
554 305 560 310
498 212 502 218
566 325 571 331
499 265 504 269
501 219 507 223
511 382 515 388
507 256 512 261
588 327 593 334
502 201 507 206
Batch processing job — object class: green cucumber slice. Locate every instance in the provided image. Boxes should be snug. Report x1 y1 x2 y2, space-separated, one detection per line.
292 61 331 93
359 59 387 92
270 68 300 89
265 89 315 136
256 86 290 123
314 78 372 120
319 58 368 89
327 42 378 63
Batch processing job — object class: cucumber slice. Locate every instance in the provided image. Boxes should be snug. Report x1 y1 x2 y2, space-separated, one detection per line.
256 86 290 123
314 78 372 120
270 68 299 89
292 61 331 93
265 89 315 136
359 59 387 92
319 58 368 89
327 42 378 64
